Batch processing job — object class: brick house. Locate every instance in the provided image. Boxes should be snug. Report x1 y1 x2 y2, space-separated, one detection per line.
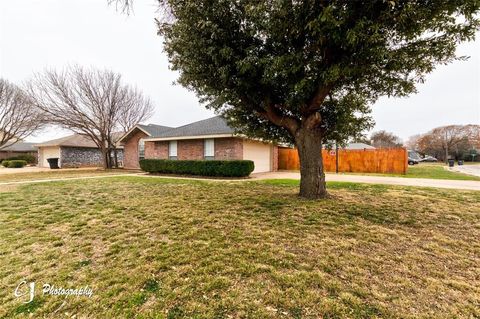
119 116 279 173
36 134 124 168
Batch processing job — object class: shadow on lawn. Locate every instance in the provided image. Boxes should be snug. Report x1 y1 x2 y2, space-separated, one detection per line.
241 180 417 228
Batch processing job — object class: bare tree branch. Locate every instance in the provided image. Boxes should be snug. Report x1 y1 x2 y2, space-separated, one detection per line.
0 79 45 149
108 0 134 14
25 65 154 168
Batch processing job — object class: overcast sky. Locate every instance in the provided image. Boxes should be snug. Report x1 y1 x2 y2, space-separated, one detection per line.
1 0 479 143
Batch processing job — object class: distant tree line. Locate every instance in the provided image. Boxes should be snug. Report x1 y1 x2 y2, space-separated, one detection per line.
407 125 480 161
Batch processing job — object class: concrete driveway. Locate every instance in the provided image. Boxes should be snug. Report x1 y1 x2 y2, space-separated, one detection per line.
251 171 480 191
0 166 101 175
0 166 53 175
450 165 480 177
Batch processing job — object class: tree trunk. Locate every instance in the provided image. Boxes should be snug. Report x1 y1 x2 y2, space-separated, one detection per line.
113 148 118 168
100 146 109 169
295 128 328 199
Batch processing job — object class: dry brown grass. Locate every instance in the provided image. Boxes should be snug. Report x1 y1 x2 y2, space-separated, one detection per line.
0 177 478 318
0 168 135 183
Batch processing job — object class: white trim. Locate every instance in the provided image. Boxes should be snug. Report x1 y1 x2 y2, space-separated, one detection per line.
169 140 177 157
204 138 214 158
138 138 145 159
147 133 234 142
117 125 152 143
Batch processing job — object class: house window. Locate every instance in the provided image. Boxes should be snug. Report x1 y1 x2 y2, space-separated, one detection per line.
169 140 177 160
204 139 214 160
138 139 145 160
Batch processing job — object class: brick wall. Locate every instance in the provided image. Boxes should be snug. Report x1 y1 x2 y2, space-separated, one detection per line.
123 130 148 169
215 138 243 160
178 140 204 160
145 141 169 159
143 137 244 161
272 145 279 171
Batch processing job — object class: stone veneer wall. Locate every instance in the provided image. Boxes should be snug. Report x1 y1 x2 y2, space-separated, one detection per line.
60 147 124 168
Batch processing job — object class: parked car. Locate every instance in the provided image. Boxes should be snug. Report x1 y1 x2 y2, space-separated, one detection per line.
408 150 421 165
421 155 438 162
408 157 419 165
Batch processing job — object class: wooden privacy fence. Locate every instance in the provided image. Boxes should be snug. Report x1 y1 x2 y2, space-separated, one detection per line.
278 147 408 174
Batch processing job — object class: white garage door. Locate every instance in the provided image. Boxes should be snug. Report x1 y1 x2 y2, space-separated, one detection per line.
40 147 61 168
243 140 272 173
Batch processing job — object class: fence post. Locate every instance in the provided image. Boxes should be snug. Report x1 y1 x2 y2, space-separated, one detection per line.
335 143 339 174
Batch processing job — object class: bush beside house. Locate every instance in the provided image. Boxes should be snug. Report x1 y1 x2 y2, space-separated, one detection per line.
3 154 36 164
1 160 27 168
0 145 38 164
140 159 255 177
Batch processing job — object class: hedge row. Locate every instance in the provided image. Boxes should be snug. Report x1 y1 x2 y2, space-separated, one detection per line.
1 160 27 168
140 159 255 177
4 154 36 164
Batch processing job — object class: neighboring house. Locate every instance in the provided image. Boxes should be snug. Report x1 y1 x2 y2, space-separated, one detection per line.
36 134 124 168
0 141 38 162
119 116 279 173
342 142 376 150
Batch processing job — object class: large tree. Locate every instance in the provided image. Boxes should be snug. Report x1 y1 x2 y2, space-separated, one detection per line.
0 79 44 148
416 124 478 161
26 66 153 168
120 0 479 198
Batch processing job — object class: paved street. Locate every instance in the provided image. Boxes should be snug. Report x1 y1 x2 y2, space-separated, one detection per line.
251 171 480 191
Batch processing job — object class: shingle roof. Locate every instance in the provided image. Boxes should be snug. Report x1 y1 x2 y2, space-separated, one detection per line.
36 132 126 149
137 124 173 137
149 116 234 139
0 142 37 152
343 143 375 150
35 134 98 148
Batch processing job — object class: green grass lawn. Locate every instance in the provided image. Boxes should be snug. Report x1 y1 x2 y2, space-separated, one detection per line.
405 163 480 180
331 163 480 181
0 177 479 318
